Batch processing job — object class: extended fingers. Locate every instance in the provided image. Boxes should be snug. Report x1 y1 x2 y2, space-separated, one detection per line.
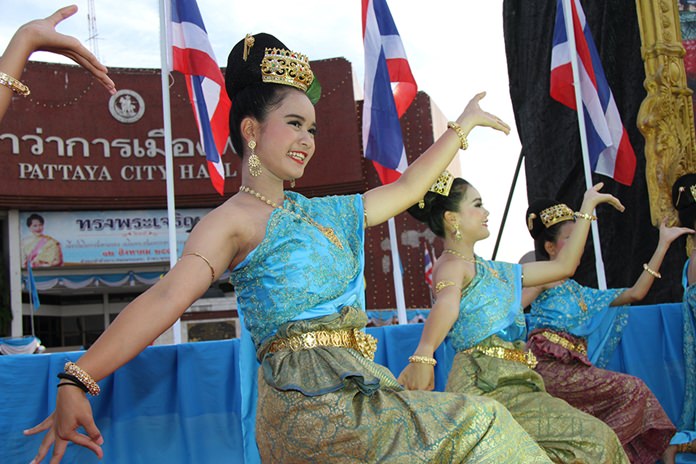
29 428 56 464
24 415 54 436
66 430 104 458
47 5 79 27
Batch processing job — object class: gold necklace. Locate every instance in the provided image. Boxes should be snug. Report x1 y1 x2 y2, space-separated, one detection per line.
443 249 500 279
239 186 344 250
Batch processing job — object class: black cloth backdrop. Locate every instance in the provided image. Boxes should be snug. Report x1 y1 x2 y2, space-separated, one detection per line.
503 0 686 302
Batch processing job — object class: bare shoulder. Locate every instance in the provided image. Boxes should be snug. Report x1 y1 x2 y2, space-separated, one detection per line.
193 195 258 242
433 254 474 287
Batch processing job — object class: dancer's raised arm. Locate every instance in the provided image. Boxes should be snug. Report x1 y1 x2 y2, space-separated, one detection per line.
363 92 510 227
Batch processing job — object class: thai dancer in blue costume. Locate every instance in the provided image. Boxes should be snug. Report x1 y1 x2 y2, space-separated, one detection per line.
522 198 694 464
24 33 551 463
400 173 631 463
671 173 696 457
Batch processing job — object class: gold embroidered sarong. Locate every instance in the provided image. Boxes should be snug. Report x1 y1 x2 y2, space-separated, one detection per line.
446 335 630 464
256 309 551 463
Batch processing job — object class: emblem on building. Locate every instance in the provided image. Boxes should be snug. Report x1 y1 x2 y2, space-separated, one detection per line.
108 89 145 124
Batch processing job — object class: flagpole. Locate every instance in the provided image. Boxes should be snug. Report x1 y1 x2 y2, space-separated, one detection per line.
387 218 408 325
561 0 608 290
159 0 182 343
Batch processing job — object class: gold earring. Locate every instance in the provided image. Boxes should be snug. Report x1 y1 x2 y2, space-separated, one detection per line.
453 222 462 241
248 140 261 177
290 179 296 188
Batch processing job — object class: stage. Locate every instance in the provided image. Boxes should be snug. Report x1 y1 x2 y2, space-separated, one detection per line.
1 302 695 463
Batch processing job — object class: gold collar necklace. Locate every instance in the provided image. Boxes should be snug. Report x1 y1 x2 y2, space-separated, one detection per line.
239 186 344 249
443 249 500 279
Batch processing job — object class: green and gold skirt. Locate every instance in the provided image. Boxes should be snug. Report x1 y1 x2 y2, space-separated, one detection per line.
255 308 550 463
446 335 630 464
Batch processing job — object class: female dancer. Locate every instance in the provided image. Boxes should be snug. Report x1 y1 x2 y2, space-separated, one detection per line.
25 33 550 463
671 173 696 456
523 197 693 463
400 174 630 463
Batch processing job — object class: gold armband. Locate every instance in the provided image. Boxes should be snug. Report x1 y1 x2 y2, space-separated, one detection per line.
434 280 457 293
180 252 216 285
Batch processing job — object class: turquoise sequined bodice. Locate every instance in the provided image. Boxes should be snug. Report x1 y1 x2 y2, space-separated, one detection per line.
230 192 364 347
528 279 628 367
447 259 526 352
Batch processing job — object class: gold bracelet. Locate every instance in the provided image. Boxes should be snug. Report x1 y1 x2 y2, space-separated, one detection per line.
64 361 100 396
0 71 30 96
574 211 597 222
643 263 662 279
180 252 216 285
408 355 437 366
447 121 468 150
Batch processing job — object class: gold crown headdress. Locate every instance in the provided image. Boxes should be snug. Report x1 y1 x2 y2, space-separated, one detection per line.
418 170 454 208
260 47 314 92
527 203 575 231
676 184 696 208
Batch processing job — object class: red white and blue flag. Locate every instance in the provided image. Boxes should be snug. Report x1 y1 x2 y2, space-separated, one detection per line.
171 0 231 195
424 245 433 288
361 0 417 185
550 0 636 186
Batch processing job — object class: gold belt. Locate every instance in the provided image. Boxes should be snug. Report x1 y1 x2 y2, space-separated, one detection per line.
538 330 587 355
267 328 377 361
464 345 538 369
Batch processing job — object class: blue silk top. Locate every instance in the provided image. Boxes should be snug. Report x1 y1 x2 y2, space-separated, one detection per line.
527 279 628 367
230 192 365 348
447 259 527 352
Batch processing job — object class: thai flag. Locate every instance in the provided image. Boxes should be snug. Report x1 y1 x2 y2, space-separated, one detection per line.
550 0 636 186
361 0 417 184
171 0 231 195
424 246 433 288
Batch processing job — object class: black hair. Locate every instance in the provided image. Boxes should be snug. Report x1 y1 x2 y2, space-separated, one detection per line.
225 33 308 157
26 213 44 228
672 173 696 229
407 178 470 237
227 84 293 156
526 198 574 261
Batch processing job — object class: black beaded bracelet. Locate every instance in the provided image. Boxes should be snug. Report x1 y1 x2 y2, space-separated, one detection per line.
57 372 89 393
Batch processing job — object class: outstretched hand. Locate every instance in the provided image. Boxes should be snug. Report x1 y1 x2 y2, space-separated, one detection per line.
14 5 115 94
581 182 625 213
23 387 103 464
455 92 511 136
658 218 695 245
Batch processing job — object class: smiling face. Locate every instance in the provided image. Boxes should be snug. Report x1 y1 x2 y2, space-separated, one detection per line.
251 88 316 182
29 219 44 236
446 185 490 242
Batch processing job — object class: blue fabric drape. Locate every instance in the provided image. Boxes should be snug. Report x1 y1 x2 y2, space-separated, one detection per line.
1 303 694 463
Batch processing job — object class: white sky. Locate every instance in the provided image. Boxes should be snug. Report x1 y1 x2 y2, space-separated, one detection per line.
1 0 534 262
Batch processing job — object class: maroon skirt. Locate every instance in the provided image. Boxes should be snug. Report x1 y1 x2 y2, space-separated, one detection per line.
527 328 676 464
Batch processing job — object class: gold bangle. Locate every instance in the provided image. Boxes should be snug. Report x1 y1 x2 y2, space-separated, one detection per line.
0 71 30 96
643 263 662 279
574 211 597 222
180 252 216 286
408 355 437 366
447 121 468 150
64 361 100 396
